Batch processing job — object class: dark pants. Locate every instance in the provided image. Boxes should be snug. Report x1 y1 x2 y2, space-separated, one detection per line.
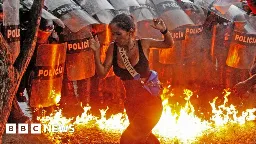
121 80 163 144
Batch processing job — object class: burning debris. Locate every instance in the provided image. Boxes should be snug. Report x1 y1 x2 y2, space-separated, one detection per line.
37 87 256 144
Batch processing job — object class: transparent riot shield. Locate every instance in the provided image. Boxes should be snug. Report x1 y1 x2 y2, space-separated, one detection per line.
75 0 115 24
181 2 207 25
95 10 115 24
3 0 20 63
182 24 204 60
21 0 65 28
226 30 256 69
44 0 98 32
75 0 114 16
108 0 140 15
247 15 256 31
224 5 246 21
194 0 215 9
222 5 256 33
109 0 140 10
151 0 194 30
63 27 95 81
179 23 206 85
213 0 240 14
159 27 185 64
245 23 256 34
29 44 67 108
130 0 158 22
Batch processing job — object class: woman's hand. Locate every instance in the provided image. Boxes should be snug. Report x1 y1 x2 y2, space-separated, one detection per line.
151 18 167 33
89 35 100 53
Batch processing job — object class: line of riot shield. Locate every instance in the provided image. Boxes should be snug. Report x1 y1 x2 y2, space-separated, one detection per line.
3 0 20 64
130 0 158 22
62 26 95 81
44 0 98 32
226 30 256 69
151 0 194 31
74 0 115 24
29 44 67 108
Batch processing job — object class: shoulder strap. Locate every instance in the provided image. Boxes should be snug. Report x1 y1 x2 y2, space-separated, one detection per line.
118 47 141 80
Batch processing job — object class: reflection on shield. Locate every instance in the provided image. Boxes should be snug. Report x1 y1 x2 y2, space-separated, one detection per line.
42 9 65 28
130 0 158 22
151 0 194 30
194 0 215 9
224 5 246 21
21 0 65 28
246 16 256 33
109 0 140 10
44 0 98 32
95 10 115 24
75 0 115 24
108 0 140 15
181 2 207 25
212 0 240 14
29 44 67 108
226 31 256 69
181 0 193 3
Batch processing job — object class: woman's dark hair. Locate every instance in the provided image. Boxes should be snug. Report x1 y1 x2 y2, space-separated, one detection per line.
109 13 135 32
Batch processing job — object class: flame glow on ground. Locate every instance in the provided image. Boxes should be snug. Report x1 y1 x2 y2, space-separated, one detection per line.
38 88 256 144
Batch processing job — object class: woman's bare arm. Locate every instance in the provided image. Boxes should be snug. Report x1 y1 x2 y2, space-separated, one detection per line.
143 30 174 49
90 36 113 78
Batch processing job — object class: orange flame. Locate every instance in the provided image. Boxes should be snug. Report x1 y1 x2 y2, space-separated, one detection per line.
38 87 256 143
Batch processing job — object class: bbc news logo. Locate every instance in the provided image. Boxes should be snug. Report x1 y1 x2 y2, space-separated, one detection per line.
6 123 75 134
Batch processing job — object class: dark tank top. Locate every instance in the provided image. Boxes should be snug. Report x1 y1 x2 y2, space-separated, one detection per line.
113 40 150 80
